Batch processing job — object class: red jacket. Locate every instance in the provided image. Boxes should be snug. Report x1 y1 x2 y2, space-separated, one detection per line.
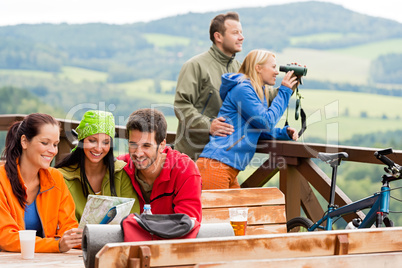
0 164 78 252
118 147 202 240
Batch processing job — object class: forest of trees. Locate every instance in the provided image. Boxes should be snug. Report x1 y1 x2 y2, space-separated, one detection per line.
1 2 402 84
370 54 402 84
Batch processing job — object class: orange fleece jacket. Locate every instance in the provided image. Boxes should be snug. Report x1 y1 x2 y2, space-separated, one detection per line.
0 164 78 252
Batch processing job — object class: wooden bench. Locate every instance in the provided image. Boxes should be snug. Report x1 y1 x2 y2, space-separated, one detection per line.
194 252 402 268
201 187 287 234
83 187 286 267
95 227 402 268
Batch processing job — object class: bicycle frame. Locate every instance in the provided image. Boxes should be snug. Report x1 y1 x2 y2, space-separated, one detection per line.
308 184 391 231
292 149 402 232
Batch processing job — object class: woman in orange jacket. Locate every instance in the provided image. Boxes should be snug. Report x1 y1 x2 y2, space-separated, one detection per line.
0 113 81 253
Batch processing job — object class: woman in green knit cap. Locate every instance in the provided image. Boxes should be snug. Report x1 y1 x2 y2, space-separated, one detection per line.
56 110 140 221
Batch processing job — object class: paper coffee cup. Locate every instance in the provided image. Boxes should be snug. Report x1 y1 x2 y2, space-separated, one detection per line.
19 230 36 259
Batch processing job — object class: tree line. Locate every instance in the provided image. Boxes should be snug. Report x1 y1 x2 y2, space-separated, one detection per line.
1 2 402 84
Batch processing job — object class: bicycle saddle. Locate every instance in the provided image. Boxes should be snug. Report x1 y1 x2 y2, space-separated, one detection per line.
317 152 349 163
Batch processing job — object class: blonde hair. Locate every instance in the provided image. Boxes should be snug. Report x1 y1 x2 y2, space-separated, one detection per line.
238 49 276 101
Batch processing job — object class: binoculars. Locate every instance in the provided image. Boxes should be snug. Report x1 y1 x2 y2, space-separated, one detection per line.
279 64 307 77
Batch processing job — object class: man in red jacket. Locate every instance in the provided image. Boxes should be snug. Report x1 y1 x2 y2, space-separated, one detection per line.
118 108 202 240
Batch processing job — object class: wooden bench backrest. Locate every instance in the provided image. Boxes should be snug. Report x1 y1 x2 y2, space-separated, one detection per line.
96 227 402 268
201 187 287 235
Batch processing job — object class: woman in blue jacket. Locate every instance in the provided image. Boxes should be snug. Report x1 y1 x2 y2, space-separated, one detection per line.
196 49 299 190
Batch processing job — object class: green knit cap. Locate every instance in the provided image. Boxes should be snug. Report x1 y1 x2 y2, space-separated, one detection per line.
72 110 115 152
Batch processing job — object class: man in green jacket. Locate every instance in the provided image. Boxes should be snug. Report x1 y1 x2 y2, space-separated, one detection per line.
174 12 244 161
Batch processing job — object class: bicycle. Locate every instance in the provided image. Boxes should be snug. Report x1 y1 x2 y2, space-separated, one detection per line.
287 148 402 232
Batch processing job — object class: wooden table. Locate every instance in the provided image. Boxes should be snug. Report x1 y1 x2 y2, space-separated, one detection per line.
0 249 85 267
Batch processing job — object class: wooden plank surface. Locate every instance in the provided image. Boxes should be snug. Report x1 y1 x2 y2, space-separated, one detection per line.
0 114 25 129
194 252 402 268
201 187 285 208
245 224 287 235
96 227 402 268
202 205 286 225
95 245 131 268
201 187 286 235
0 249 84 268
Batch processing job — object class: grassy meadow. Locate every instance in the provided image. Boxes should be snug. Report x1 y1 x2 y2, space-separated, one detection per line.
285 89 402 141
143 33 191 47
131 88 402 143
58 66 109 83
276 48 370 85
330 38 402 60
2 68 402 143
0 66 109 83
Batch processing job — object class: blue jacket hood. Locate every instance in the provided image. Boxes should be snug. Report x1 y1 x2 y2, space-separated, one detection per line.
220 73 246 101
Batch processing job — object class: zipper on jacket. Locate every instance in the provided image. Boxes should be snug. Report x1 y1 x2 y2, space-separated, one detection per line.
37 185 54 238
34 196 46 238
226 55 235 72
200 90 213 115
226 135 245 151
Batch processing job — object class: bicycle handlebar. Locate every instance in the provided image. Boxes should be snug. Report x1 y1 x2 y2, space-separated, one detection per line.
374 148 402 174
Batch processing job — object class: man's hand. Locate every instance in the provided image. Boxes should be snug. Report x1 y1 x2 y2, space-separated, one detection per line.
209 117 234 137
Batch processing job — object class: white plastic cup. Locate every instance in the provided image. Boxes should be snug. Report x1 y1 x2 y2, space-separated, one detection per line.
229 208 248 236
18 230 36 259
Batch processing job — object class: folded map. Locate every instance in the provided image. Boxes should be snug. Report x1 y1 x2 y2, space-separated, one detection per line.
79 195 135 229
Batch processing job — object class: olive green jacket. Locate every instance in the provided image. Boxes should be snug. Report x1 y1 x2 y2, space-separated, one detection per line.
58 160 140 222
174 44 241 160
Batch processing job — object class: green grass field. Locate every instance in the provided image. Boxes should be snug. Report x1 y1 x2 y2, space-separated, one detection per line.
330 38 402 60
276 89 402 141
0 66 108 83
299 89 402 118
278 37 402 85
57 66 108 83
290 32 363 46
143 33 191 47
276 47 371 85
161 89 402 141
0 69 55 79
113 79 177 103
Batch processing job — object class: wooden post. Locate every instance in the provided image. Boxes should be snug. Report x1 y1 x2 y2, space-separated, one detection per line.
280 165 301 221
299 176 325 223
335 234 349 255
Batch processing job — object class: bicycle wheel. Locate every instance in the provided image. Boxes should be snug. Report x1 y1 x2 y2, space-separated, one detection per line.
287 217 314 232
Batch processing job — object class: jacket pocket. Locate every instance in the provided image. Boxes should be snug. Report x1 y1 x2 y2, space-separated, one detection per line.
200 90 213 115
226 135 245 151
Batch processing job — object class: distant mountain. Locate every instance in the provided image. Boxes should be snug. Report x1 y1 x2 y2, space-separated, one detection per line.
139 1 402 51
0 1 401 83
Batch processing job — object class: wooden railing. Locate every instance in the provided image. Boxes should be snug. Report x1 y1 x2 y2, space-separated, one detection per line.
2 114 402 224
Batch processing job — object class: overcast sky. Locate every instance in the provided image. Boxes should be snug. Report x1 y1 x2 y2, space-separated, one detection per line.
1 0 402 26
